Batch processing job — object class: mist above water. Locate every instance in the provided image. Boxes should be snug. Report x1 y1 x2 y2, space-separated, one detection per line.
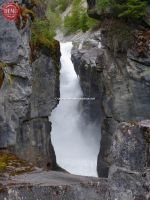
50 42 100 177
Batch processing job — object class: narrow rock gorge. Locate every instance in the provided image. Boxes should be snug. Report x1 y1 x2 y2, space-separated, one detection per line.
0 0 150 199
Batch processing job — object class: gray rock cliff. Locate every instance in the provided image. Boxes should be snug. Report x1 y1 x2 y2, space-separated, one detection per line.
71 0 150 185
0 0 60 169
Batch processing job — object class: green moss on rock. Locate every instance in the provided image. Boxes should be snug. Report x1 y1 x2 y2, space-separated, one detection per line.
0 151 34 175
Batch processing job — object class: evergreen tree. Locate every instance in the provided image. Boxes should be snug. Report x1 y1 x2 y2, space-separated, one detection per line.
97 0 148 19
116 0 147 19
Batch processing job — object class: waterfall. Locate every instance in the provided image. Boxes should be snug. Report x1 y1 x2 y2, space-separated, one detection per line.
50 42 100 177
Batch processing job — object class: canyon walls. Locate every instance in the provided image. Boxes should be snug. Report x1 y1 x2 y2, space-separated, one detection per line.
72 0 150 180
0 0 150 199
0 0 60 169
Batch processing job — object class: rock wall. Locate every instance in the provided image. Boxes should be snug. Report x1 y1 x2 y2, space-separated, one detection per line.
72 0 150 179
72 33 102 123
98 22 150 177
0 168 150 200
0 0 60 169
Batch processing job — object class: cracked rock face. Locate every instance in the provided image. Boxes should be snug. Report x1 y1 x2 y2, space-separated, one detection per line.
71 32 103 123
0 14 32 149
71 9 150 199
71 24 150 178
0 169 149 200
98 28 150 177
0 2 60 169
31 53 60 118
72 29 150 197
99 122 148 176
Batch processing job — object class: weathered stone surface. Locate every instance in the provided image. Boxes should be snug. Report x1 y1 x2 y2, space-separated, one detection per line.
0 169 149 200
97 27 150 176
16 118 57 170
0 14 32 148
31 53 60 118
99 122 148 176
72 1 150 180
97 118 118 177
0 171 107 200
0 2 60 169
72 36 103 123
109 168 149 200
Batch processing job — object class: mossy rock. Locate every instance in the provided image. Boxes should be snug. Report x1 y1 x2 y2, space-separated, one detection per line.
0 151 35 176
30 38 60 64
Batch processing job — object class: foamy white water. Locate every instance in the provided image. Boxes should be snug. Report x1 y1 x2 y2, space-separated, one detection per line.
50 42 100 177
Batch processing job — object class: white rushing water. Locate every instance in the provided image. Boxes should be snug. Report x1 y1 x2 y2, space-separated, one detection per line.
50 42 100 177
